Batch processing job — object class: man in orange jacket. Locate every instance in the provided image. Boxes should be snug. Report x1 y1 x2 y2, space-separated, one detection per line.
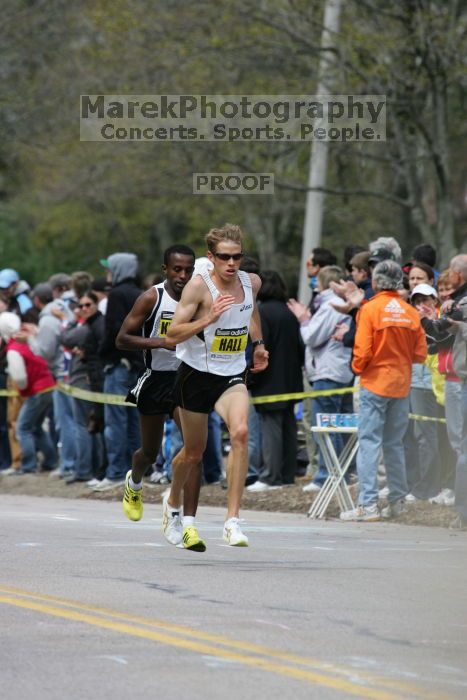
341 260 427 521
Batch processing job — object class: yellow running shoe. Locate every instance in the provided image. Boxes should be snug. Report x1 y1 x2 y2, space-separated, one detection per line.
182 526 206 552
123 470 143 521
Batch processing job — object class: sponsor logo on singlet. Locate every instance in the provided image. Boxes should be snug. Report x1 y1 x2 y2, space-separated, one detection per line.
211 326 248 353
239 303 252 312
157 311 174 337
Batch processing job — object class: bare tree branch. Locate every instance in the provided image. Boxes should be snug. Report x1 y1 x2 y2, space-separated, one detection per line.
274 180 411 207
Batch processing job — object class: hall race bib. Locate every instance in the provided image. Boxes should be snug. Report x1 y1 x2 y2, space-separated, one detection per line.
210 326 248 355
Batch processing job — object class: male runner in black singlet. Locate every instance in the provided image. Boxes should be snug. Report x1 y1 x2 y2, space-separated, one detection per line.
116 244 206 551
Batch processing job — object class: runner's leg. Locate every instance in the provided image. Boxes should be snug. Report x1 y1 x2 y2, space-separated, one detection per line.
131 414 165 483
169 408 208 510
214 384 249 519
173 407 202 517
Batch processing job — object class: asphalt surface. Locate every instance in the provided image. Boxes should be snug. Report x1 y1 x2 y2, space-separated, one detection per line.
0 495 466 700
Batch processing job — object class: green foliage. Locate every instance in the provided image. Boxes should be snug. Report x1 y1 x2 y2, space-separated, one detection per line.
0 0 465 286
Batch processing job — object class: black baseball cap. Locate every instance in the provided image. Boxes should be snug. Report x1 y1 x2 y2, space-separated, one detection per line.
368 248 396 265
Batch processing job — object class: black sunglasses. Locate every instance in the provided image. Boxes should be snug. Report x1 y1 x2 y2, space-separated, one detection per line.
213 252 244 262
78 302 93 309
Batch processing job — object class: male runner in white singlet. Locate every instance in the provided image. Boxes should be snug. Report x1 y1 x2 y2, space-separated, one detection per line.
166 224 269 547
116 245 206 552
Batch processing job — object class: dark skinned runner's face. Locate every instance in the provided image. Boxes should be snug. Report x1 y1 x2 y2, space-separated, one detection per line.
163 253 195 299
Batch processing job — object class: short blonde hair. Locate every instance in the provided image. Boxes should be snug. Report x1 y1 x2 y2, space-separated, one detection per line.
437 269 451 287
318 265 344 290
205 223 243 253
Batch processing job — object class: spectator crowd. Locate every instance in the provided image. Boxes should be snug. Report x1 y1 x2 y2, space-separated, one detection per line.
0 237 466 530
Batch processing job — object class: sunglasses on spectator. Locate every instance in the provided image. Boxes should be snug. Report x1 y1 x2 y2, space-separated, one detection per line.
213 252 244 261
78 302 93 309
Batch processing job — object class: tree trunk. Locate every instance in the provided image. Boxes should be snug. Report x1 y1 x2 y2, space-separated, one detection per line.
298 0 343 303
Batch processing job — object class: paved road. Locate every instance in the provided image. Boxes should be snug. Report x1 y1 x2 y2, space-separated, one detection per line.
0 495 466 700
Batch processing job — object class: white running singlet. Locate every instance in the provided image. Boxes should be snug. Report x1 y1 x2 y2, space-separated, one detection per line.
143 283 180 371
176 270 253 376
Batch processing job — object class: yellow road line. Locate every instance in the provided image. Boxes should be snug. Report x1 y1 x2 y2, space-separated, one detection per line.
0 586 451 700
0 593 406 700
0 585 389 681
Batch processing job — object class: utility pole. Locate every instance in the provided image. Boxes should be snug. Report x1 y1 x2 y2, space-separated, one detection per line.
298 0 343 303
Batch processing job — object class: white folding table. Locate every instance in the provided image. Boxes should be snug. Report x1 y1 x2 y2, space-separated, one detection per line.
307 426 359 519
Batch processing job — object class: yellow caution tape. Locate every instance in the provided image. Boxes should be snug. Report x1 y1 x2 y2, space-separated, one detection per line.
0 384 357 404
409 413 446 424
56 382 134 406
0 387 55 397
0 384 132 404
0 383 448 422
250 387 356 405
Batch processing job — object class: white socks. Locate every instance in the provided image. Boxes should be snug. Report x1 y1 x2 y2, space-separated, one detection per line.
129 476 142 491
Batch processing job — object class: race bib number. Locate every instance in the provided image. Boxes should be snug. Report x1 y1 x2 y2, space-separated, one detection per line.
210 326 248 354
157 311 174 337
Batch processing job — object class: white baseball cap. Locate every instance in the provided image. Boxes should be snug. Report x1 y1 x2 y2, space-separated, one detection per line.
410 283 438 299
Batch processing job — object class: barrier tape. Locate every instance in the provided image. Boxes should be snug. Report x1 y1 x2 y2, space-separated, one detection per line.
55 382 135 406
252 389 446 423
0 383 134 405
0 384 356 404
409 412 446 424
250 387 356 404
0 387 55 397
0 384 447 423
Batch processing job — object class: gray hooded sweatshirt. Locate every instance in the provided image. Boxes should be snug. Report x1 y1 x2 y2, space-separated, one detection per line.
30 299 74 379
99 252 142 368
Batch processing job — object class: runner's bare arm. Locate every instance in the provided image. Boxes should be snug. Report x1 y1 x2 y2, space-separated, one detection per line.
167 277 235 344
116 287 174 351
248 273 269 373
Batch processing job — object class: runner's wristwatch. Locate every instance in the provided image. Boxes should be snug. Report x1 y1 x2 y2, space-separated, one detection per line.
252 339 265 348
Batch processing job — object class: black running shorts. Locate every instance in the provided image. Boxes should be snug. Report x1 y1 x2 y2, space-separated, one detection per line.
126 369 177 416
173 362 247 414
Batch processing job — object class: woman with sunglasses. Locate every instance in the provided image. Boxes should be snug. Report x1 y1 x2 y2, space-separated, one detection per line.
60 292 106 483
